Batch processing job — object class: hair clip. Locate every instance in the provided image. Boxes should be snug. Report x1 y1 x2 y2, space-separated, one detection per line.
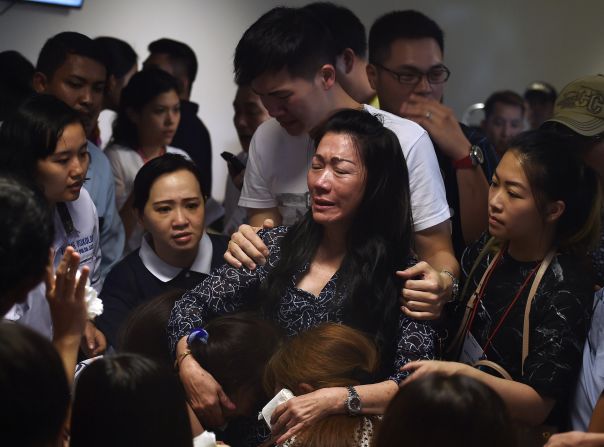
187 328 209 347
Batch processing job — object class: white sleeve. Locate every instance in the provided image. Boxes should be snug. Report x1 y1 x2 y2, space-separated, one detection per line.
238 126 278 209
405 132 451 232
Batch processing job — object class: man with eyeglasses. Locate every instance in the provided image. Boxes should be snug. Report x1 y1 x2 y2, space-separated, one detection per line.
367 10 498 258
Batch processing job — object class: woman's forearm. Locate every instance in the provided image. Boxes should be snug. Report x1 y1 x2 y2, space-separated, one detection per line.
269 378 398 445
356 380 399 414
462 364 555 425
167 262 264 354
320 381 398 415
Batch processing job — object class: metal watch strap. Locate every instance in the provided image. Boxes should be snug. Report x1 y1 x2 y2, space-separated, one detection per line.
345 385 362 416
441 270 459 302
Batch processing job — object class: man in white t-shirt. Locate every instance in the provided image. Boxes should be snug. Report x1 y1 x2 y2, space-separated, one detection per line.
228 6 459 318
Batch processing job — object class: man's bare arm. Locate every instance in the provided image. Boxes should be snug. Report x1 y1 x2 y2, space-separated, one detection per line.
399 94 490 245
456 165 489 245
398 221 459 319
248 207 282 227
223 207 282 269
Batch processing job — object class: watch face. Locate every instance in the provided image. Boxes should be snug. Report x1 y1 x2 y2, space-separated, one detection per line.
349 396 362 411
471 145 485 165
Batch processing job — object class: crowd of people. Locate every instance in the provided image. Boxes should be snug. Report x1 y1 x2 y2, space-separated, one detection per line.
1 3 603 447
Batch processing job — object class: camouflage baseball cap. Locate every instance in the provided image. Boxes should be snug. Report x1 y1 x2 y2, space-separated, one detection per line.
545 74 604 136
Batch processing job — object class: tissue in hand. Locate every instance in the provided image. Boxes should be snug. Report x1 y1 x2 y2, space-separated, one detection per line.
258 388 294 429
74 270 104 319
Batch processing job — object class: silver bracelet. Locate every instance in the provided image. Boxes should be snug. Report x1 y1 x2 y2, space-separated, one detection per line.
441 270 459 303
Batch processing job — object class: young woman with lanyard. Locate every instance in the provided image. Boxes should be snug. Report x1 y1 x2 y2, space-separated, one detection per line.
104 68 188 252
402 130 601 431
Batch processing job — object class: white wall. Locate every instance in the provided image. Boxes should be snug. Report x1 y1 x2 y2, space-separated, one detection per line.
1 0 603 200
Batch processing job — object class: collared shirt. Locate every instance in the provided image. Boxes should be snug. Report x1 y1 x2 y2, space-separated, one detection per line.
95 231 228 348
139 232 213 281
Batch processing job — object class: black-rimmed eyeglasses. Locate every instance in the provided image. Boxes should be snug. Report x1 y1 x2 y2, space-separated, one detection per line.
375 63 451 85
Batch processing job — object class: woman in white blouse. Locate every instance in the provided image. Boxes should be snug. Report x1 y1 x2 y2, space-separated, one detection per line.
105 68 189 252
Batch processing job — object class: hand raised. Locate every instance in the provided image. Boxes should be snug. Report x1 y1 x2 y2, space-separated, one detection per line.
45 246 89 346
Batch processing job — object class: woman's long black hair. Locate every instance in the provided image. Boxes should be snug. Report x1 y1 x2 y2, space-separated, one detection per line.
260 109 414 375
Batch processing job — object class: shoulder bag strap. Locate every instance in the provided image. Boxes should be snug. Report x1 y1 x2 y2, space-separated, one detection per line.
474 359 514 380
447 238 502 356
521 249 557 374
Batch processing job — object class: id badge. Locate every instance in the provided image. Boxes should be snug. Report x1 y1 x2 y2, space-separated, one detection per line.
459 331 485 364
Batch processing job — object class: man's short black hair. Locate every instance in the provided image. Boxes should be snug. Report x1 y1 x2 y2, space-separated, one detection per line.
369 10 444 65
303 2 367 59
36 31 107 80
95 36 138 79
484 90 525 119
524 81 557 104
0 51 34 121
234 6 338 86
147 38 197 86
0 175 53 310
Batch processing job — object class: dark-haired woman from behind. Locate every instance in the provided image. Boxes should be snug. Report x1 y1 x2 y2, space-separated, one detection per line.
70 353 193 447
375 373 517 447
95 154 227 349
117 292 281 445
169 109 435 444
0 324 72 447
404 130 600 430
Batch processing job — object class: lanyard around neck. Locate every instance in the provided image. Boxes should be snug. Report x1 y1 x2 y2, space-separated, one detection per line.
466 246 541 351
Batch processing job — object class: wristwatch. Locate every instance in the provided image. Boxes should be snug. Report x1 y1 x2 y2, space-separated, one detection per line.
441 270 459 303
345 386 362 416
452 145 484 169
